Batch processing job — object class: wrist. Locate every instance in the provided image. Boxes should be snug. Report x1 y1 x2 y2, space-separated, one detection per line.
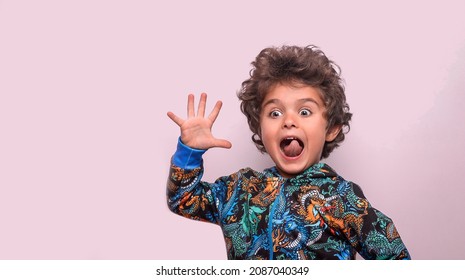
172 137 207 169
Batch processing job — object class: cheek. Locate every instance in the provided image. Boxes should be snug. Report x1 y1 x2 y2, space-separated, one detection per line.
260 129 271 146
259 118 268 136
259 122 274 147
311 121 327 135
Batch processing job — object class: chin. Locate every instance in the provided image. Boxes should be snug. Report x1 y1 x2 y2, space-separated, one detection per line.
277 165 306 178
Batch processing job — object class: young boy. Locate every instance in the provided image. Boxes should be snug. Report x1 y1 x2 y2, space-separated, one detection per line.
166 45 411 260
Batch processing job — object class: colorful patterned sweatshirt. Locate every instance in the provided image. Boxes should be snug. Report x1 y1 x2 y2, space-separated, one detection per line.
167 139 411 260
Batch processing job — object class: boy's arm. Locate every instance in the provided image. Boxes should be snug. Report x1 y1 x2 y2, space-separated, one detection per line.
166 138 226 224
166 93 232 223
342 183 411 260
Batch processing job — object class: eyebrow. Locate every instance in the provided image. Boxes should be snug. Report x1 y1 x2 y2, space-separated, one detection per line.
262 98 322 108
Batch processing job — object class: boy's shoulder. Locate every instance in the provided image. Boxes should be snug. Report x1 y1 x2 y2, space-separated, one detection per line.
232 167 267 180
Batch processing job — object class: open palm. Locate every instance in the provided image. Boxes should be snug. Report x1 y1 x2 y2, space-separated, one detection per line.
167 93 232 150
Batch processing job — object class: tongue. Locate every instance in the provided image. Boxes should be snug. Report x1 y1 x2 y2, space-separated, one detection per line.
283 140 303 157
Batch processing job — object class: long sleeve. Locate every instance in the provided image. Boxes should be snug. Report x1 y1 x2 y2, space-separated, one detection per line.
166 138 226 224
339 182 411 260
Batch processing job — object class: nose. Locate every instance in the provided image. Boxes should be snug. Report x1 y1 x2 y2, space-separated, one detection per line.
283 114 297 129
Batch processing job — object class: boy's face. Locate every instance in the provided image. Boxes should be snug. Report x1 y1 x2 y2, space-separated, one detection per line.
259 83 340 178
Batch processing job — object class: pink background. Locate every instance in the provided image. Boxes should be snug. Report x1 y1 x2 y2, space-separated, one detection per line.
1 0 464 260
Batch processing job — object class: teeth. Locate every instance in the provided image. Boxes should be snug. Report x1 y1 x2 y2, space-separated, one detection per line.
281 137 302 143
284 137 299 144
284 137 297 143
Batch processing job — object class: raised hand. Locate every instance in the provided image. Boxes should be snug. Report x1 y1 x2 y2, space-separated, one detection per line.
167 93 232 150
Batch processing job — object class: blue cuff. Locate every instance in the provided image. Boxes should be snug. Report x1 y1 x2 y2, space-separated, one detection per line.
172 138 207 169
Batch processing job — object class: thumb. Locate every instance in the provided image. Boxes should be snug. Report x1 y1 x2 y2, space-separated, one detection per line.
212 139 232 149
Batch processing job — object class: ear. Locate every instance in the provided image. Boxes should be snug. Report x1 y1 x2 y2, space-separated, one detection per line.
325 125 342 142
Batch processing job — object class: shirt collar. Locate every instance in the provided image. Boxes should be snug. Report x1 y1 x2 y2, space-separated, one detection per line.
263 162 339 181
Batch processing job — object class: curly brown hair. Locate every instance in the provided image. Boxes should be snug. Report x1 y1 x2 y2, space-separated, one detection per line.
237 45 352 159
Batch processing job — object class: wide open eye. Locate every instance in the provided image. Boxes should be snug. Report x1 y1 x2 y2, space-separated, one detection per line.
269 110 282 118
299 109 312 116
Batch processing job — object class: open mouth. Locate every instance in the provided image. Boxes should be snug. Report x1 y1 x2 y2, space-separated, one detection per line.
280 137 304 158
